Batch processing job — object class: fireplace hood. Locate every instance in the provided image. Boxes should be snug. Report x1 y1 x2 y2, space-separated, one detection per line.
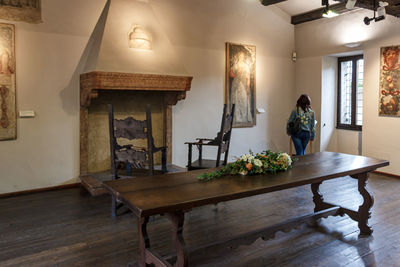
78 0 194 176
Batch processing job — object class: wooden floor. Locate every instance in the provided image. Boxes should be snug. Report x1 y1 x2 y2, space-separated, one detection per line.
1 173 400 266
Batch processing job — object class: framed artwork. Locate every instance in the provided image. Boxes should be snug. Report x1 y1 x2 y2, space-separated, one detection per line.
379 45 400 116
0 0 41 24
0 23 16 140
225 42 256 128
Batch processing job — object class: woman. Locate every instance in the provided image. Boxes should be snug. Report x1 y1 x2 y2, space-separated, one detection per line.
286 94 316 155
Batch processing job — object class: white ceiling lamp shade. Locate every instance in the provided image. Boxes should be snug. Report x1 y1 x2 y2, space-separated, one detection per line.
344 42 361 48
377 1 389 18
346 0 357 10
128 25 152 50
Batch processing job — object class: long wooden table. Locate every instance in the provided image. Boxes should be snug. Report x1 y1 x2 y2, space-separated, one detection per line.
103 152 389 267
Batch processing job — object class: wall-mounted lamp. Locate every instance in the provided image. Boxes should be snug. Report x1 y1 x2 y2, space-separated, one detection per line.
128 25 152 50
322 0 339 18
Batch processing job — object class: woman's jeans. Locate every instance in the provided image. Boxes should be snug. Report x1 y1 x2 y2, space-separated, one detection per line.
291 130 311 156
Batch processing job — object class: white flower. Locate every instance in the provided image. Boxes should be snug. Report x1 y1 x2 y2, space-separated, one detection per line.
240 154 250 161
255 168 263 174
277 153 292 169
254 159 262 167
239 170 248 175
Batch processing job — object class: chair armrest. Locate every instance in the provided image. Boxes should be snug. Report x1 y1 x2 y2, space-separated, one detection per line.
196 138 214 141
153 146 167 153
184 141 203 145
186 142 220 147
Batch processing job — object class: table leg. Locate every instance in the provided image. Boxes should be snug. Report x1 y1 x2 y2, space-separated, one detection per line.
138 217 150 267
168 212 188 267
355 173 374 235
311 182 324 212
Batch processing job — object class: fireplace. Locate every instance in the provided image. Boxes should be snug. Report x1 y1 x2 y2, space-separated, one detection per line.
79 71 192 194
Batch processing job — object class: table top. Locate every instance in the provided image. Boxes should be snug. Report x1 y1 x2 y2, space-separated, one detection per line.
103 152 389 217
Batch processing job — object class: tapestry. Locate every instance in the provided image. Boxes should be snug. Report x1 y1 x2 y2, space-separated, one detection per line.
225 42 256 128
0 0 41 24
0 23 16 140
379 45 400 116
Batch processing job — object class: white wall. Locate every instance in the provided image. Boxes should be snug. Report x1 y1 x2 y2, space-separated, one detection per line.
337 129 360 155
91 0 296 167
0 0 107 194
0 0 296 194
295 9 400 174
363 47 400 174
321 56 337 152
295 56 322 152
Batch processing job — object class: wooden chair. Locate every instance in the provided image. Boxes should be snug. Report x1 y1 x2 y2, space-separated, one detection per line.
108 104 167 217
185 104 235 170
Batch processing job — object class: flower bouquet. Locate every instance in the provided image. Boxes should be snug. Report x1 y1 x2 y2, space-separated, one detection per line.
198 150 293 181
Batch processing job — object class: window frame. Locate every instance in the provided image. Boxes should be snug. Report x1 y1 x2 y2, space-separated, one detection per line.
337 55 363 131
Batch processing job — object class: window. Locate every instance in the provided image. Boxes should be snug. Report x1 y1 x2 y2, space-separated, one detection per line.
337 55 364 131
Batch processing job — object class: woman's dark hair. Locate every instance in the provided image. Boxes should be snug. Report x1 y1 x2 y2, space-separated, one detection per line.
296 94 311 111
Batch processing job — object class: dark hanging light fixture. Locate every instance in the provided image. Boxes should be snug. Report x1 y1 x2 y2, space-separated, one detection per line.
364 1 389 25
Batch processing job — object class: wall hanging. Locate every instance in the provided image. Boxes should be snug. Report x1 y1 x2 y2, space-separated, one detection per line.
379 45 400 116
0 23 16 140
0 0 41 24
225 42 256 128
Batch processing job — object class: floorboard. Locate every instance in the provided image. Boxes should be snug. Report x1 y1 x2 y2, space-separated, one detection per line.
0 174 399 266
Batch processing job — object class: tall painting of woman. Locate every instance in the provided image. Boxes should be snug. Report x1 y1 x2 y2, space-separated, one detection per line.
226 43 256 127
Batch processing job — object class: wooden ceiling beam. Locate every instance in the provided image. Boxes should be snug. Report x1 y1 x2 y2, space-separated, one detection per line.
260 0 287 6
291 3 350 25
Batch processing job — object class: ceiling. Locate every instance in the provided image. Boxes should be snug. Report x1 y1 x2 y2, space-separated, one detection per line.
276 0 337 16
266 0 400 25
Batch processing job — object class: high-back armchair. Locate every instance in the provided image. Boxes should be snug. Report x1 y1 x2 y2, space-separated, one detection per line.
185 104 235 170
108 104 167 216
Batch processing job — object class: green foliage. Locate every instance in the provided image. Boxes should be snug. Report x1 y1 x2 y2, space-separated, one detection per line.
198 150 294 181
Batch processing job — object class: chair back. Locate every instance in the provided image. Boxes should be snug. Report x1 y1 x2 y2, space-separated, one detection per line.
216 104 235 166
108 104 155 178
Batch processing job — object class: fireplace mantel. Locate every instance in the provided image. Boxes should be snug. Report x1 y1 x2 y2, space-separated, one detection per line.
79 71 193 175
80 71 193 107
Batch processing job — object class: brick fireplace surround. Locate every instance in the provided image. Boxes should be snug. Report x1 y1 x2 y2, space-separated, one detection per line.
80 71 192 185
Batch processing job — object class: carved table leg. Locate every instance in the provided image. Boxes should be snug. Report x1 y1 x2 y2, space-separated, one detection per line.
355 173 374 235
138 216 150 267
311 182 324 212
168 212 188 267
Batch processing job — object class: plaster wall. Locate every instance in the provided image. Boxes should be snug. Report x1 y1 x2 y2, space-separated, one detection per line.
295 9 400 174
294 56 322 152
321 56 338 152
0 0 107 194
0 0 296 194
93 0 296 167
337 129 360 155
